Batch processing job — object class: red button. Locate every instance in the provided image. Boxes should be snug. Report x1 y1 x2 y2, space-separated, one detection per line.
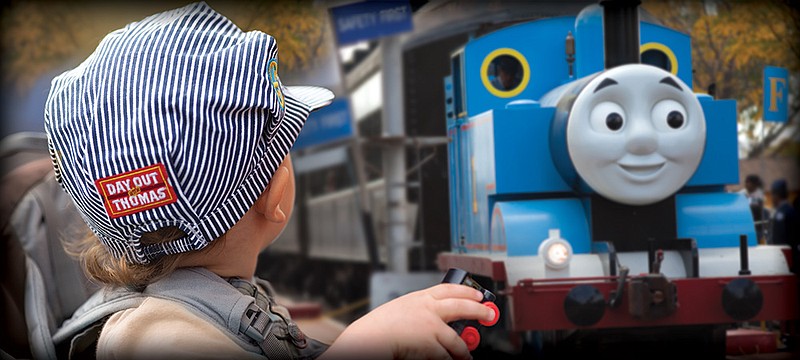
460 326 480 351
478 302 500 327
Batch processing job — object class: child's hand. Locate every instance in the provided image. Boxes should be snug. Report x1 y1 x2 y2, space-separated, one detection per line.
321 283 496 360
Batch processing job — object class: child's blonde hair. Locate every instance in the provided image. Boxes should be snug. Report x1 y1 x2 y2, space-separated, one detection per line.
67 227 199 289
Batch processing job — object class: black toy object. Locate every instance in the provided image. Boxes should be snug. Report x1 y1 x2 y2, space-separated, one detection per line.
441 268 500 351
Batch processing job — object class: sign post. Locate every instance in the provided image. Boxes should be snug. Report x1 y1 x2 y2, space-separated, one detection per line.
329 0 415 273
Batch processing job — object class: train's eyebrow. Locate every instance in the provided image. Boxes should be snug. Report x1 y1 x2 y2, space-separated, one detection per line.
659 76 683 91
593 78 618 93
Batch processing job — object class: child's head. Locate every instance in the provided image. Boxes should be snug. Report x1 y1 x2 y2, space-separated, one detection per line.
45 2 332 287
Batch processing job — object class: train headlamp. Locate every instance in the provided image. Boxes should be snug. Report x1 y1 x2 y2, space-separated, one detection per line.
539 229 572 270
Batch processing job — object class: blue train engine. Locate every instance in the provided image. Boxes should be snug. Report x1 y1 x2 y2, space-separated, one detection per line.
440 1 798 355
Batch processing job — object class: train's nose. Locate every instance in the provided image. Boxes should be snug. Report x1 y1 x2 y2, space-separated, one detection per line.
625 122 659 155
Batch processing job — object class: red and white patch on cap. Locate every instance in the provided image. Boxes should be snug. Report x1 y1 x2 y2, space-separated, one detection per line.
95 163 178 219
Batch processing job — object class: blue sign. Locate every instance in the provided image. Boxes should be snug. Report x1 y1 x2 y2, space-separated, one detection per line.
763 66 789 122
294 99 353 150
330 0 413 46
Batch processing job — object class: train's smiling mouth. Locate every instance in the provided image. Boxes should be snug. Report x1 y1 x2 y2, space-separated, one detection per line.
618 163 665 178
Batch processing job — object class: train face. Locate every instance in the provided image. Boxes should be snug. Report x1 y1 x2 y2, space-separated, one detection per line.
440 3 797 352
554 64 706 206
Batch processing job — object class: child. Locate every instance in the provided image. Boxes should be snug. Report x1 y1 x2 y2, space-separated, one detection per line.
45 2 493 359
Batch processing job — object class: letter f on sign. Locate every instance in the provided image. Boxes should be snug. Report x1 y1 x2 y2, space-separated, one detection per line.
769 77 786 112
763 66 789 123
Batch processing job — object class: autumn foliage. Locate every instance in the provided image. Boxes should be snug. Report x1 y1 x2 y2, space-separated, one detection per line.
1 0 328 94
643 0 800 157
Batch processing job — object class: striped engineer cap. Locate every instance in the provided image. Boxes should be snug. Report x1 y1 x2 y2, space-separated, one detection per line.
44 2 333 264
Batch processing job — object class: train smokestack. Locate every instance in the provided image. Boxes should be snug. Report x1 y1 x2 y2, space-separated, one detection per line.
601 0 641 69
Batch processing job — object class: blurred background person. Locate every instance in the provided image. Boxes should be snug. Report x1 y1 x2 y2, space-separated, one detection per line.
740 174 769 242
769 179 797 271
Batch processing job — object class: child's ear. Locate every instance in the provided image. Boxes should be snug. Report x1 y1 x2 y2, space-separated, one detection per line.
254 166 290 222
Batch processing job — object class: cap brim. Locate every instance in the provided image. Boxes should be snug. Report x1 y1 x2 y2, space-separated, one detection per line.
284 86 334 112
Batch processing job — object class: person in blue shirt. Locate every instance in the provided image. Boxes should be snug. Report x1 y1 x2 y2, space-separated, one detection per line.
770 179 797 272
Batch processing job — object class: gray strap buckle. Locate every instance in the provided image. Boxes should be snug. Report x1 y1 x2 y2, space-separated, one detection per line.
240 303 281 342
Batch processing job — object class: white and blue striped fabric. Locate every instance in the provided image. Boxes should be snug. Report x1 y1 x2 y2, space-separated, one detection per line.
44 2 333 264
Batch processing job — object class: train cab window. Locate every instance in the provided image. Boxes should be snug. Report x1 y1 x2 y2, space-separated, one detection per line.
640 42 678 76
481 48 530 98
451 53 465 117
488 55 523 92
641 49 671 73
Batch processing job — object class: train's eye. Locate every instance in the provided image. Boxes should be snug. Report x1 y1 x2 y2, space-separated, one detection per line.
651 99 687 131
606 113 623 131
667 111 684 129
589 101 626 133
